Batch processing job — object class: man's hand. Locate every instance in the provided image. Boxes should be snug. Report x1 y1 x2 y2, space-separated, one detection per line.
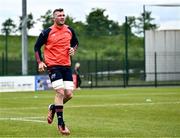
69 47 75 56
38 62 47 72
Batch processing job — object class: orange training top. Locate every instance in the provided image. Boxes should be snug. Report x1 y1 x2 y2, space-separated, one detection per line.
34 24 78 67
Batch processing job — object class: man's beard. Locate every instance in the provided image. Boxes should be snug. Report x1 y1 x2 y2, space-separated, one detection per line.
57 21 64 26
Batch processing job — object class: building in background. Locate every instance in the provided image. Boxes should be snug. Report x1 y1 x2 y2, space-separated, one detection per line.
145 29 180 81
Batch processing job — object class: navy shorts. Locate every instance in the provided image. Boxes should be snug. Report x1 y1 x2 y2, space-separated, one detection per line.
47 66 74 90
47 66 73 82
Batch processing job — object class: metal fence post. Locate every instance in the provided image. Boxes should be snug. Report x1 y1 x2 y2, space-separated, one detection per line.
95 52 98 87
2 52 5 76
125 16 129 87
154 52 157 87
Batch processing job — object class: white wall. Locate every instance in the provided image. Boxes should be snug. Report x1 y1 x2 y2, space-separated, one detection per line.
145 30 180 81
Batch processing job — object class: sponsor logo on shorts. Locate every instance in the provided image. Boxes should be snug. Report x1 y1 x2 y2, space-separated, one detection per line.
51 73 56 80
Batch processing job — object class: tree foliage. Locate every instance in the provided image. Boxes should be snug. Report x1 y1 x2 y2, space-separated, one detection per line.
1 18 16 35
121 16 136 35
0 8 158 38
86 8 121 37
38 10 53 29
65 15 75 28
18 13 36 31
136 11 157 34
35 8 157 38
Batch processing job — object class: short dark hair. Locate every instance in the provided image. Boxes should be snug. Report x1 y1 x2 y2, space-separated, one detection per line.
53 8 64 14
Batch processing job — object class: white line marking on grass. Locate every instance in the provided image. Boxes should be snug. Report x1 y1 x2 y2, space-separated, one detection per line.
75 92 180 97
0 92 179 100
67 101 180 108
0 101 180 111
1 101 180 124
0 107 42 110
0 117 46 123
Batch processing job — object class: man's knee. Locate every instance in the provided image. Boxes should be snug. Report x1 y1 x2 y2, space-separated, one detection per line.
65 90 73 99
56 88 65 97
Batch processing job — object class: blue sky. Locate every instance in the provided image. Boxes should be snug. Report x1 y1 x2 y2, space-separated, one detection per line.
0 0 180 35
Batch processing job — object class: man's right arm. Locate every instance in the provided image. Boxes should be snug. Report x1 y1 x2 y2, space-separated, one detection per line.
34 28 51 72
34 28 51 64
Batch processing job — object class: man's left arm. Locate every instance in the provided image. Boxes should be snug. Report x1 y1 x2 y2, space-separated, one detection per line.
68 27 79 56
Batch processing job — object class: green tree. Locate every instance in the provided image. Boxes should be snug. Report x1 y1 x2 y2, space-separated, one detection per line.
65 15 75 28
65 15 86 36
136 11 157 34
121 16 136 35
108 20 121 35
1 18 16 35
86 8 120 37
38 10 53 29
18 13 36 32
73 21 86 36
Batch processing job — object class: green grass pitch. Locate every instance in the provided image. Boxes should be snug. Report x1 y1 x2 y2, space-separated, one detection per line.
0 87 180 137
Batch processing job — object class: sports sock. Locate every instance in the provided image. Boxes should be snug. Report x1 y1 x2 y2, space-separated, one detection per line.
55 105 64 126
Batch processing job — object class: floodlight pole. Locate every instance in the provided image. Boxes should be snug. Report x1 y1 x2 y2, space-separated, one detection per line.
22 0 28 75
